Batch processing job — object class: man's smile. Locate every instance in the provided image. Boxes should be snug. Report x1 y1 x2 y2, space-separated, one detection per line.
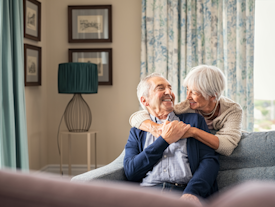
162 95 173 102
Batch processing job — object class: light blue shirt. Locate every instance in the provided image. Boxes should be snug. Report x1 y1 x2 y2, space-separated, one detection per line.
141 112 193 186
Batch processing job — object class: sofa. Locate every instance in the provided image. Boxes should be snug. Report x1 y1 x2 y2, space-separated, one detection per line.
1 130 275 207
2 168 275 207
71 130 275 191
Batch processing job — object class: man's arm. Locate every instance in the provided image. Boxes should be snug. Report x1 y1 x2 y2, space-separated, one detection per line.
183 140 219 198
124 121 191 182
123 128 169 182
180 114 219 198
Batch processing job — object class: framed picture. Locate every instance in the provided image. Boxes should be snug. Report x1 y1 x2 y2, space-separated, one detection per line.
68 5 112 43
23 0 41 41
24 44 41 86
69 48 112 85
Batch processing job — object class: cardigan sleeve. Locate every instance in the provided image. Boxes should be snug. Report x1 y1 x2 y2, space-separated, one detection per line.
129 110 150 128
215 106 242 156
129 100 192 128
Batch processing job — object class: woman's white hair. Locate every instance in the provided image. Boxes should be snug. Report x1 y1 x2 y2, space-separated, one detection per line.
137 73 165 110
183 65 226 101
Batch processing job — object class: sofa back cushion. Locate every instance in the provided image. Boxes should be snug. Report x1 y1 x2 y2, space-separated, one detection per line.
217 131 275 190
219 131 275 171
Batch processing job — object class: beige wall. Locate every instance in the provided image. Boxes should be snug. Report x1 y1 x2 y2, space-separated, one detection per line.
24 0 48 170
25 0 141 170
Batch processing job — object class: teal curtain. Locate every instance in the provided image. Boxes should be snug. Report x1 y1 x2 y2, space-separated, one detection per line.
141 0 255 131
0 0 29 170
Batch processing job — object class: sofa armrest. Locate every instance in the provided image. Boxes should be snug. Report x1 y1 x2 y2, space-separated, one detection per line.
71 150 126 182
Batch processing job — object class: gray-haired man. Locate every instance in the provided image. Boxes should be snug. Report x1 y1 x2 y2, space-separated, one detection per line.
124 73 219 205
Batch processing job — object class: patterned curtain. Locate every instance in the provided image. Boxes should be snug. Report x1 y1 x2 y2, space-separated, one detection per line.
141 0 255 131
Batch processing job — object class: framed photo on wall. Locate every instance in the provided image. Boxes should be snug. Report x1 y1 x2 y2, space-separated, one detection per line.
69 48 112 85
68 5 112 43
23 0 41 41
24 44 42 86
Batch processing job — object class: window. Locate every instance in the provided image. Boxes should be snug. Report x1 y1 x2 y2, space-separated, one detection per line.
254 0 275 131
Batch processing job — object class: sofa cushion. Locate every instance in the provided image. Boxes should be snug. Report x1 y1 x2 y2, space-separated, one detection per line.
219 131 275 171
217 166 275 190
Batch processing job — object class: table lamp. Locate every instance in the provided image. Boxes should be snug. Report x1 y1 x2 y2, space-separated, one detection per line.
58 62 98 132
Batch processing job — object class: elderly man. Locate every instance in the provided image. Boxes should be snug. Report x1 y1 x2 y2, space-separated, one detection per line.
123 73 219 204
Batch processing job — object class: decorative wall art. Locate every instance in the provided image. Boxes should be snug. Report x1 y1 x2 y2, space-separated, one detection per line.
24 44 41 86
68 5 112 43
69 48 112 85
23 0 41 41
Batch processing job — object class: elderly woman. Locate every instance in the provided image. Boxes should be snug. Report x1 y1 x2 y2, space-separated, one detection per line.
129 65 242 156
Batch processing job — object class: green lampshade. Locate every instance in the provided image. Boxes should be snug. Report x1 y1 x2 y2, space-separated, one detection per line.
58 62 98 94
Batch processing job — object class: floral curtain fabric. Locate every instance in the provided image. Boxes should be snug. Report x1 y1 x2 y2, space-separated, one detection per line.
140 0 255 131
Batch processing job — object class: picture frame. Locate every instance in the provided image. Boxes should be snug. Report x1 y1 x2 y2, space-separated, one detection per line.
69 48 112 85
24 44 42 86
68 5 112 43
23 0 41 41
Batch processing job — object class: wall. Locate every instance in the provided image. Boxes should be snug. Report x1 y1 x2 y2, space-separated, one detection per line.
25 0 141 170
24 0 48 170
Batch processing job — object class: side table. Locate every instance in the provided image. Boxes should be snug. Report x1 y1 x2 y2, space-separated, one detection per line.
59 130 98 176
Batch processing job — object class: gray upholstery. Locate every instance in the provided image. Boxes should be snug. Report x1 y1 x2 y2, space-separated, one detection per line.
71 150 126 182
72 130 275 190
217 131 275 189
219 131 275 171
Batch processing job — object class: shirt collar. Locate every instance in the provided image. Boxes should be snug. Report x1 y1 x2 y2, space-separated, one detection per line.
150 111 176 124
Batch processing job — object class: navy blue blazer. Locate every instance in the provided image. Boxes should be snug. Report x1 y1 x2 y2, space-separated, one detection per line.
124 113 219 198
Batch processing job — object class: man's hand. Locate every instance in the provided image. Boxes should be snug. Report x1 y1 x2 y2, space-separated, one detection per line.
180 194 202 207
161 120 190 144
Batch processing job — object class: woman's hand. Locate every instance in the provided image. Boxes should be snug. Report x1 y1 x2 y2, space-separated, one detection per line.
139 120 163 137
149 122 163 138
161 121 191 144
181 127 195 139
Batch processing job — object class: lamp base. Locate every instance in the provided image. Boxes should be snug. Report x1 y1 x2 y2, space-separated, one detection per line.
64 94 92 132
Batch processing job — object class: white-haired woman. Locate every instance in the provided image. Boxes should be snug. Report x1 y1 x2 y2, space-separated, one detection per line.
130 65 242 156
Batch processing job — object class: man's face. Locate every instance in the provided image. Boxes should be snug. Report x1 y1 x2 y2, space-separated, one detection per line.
143 76 175 118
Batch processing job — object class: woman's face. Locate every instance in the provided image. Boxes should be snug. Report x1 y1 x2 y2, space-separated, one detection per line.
186 86 213 111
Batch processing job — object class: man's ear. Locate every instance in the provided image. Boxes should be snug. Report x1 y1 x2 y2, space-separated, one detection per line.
140 96 149 107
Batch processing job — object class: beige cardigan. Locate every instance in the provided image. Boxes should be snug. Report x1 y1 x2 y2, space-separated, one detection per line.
129 96 243 156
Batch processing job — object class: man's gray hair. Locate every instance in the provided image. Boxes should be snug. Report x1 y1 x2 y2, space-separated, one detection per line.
137 73 165 110
183 65 226 101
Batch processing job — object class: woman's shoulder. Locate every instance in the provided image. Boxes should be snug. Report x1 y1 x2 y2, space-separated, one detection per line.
219 96 242 113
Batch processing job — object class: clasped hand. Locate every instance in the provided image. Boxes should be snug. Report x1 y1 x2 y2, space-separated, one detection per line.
150 120 191 144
